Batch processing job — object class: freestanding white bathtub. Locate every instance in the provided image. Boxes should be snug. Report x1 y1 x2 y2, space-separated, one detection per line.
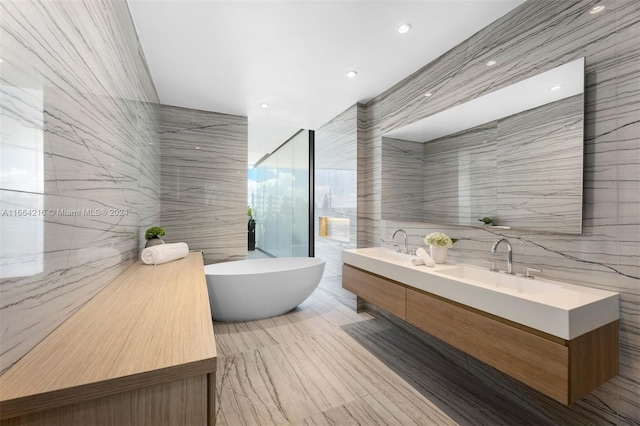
204 257 325 322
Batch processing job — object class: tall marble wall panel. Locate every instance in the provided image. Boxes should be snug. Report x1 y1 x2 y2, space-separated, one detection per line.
159 105 247 264
356 0 640 422
358 96 384 249
315 105 359 279
0 1 161 373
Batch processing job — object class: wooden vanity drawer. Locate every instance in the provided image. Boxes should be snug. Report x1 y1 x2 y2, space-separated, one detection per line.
342 264 406 319
406 288 569 403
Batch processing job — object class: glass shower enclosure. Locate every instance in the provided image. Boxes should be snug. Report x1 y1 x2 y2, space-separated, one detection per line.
251 130 313 257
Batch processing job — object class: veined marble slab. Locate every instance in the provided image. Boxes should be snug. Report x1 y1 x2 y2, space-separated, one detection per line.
315 105 360 276
0 0 160 372
159 105 247 264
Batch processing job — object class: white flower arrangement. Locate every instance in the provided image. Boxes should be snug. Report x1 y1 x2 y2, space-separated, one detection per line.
424 232 453 248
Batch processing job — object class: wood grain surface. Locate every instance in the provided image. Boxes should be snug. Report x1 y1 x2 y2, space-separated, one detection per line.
0 252 216 420
406 287 570 404
342 264 407 319
0 375 208 426
569 320 619 403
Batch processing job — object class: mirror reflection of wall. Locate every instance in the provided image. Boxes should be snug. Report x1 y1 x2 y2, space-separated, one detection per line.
382 58 584 235
1 86 45 278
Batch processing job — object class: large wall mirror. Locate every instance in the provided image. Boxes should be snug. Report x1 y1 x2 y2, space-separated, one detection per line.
382 58 585 234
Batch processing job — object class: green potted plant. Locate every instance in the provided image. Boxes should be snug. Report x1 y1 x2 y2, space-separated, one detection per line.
247 206 256 251
145 226 166 248
479 217 494 225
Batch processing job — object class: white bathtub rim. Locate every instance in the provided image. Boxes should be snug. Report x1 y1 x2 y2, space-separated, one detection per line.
204 257 325 276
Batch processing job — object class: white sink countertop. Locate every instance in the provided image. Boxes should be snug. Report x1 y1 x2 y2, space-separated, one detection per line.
342 247 619 340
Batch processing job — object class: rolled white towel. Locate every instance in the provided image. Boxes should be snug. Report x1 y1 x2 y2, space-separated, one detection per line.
410 256 424 266
141 242 189 265
416 247 435 267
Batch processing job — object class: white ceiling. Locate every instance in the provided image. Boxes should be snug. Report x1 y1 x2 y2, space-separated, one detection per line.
128 0 526 164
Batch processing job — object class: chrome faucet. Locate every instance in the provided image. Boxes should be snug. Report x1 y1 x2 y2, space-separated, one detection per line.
392 229 409 254
491 238 514 274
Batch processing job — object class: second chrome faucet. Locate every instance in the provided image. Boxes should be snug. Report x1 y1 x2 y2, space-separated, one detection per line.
491 238 514 274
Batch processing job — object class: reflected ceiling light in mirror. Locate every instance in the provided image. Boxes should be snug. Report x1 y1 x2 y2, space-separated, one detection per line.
383 57 584 143
346 70 358 78
549 85 562 91
260 103 270 108
589 5 605 14
486 60 497 66
397 23 412 34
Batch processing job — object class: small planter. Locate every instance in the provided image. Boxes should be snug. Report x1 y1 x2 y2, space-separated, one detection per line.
248 217 256 251
248 231 255 251
145 237 165 248
430 246 448 264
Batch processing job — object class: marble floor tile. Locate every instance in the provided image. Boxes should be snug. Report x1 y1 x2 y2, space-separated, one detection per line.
213 278 519 425
215 274 631 425
298 391 455 426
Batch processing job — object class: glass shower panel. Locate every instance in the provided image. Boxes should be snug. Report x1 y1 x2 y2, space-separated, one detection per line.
276 141 293 257
291 132 309 257
262 153 277 256
252 130 311 257
253 165 265 249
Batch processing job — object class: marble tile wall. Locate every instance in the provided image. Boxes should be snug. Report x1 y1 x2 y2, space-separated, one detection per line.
0 1 160 372
159 104 247 264
357 0 639 422
315 105 360 278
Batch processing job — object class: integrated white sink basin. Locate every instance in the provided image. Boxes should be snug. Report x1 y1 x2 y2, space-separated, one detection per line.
438 265 563 295
343 247 619 340
350 246 416 265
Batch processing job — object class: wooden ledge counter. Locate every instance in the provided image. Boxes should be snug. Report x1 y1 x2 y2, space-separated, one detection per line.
0 252 217 425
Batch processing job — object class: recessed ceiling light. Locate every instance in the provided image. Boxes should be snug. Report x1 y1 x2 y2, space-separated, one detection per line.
486 60 496 66
424 92 433 97
397 23 412 34
259 103 269 108
549 85 562 91
195 147 200 150
589 5 605 14
346 70 358 78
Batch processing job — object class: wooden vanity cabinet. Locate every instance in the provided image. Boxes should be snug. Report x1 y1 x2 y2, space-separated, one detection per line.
342 264 619 405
